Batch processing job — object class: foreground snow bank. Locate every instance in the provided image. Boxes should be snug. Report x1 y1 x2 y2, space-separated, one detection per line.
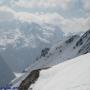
30 53 90 90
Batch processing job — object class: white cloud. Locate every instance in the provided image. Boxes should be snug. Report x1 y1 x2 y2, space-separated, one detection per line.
0 4 90 33
15 12 64 24
61 17 90 32
0 5 14 13
0 5 64 23
9 10 90 33
0 5 15 21
13 0 72 10
82 0 90 11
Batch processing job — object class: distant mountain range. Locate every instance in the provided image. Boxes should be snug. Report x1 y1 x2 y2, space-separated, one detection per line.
0 21 64 72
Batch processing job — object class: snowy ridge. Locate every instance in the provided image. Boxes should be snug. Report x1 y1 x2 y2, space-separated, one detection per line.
29 53 90 90
25 29 90 72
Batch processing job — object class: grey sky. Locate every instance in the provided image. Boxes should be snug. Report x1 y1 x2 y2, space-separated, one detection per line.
0 0 90 32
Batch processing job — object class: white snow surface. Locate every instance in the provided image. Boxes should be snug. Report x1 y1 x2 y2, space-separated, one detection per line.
29 53 90 90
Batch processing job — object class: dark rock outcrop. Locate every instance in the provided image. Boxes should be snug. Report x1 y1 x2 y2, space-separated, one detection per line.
41 48 50 57
19 69 40 90
65 35 79 44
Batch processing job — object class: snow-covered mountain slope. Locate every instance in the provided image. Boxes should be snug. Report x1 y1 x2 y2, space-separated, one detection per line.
11 34 79 88
0 21 64 72
25 29 90 72
74 29 90 55
29 53 90 90
12 29 90 89
0 54 15 87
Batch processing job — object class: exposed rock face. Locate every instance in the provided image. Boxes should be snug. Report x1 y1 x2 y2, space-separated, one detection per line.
19 70 40 90
65 35 78 44
75 29 90 55
40 48 50 57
